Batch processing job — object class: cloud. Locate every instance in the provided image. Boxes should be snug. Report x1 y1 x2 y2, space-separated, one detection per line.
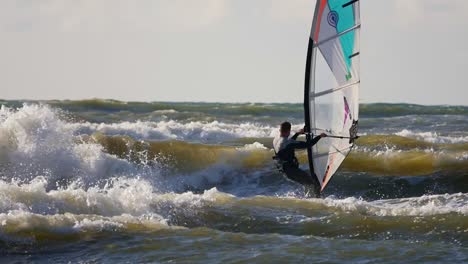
268 0 313 23
266 0 468 29
0 0 229 33
393 0 468 27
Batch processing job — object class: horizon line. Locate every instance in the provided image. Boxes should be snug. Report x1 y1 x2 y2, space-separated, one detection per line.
1 98 467 107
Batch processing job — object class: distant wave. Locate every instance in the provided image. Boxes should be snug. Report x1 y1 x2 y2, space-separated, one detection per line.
1 101 467 253
90 136 468 176
68 120 278 142
395 129 468 144
359 103 468 117
71 120 467 145
1 99 467 117
1 104 466 181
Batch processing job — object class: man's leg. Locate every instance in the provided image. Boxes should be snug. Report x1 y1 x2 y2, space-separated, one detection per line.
282 165 320 197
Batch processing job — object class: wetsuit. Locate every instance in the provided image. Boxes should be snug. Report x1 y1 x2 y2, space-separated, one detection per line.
273 133 322 194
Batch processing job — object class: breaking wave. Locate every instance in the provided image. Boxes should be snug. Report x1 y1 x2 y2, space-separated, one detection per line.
1 100 466 118
1 104 467 180
0 102 467 247
0 177 466 244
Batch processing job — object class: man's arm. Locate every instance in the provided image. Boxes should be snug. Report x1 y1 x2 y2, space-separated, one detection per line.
283 140 308 151
282 133 327 152
291 132 301 140
291 128 305 140
308 135 322 147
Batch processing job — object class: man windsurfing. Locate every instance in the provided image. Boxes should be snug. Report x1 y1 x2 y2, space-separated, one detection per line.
273 121 326 197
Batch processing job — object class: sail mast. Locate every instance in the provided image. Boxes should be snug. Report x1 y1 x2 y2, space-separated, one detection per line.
304 39 321 195
304 0 323 195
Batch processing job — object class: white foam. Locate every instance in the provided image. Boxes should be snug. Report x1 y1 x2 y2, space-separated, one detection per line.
68 118 306 143
0 170 233 217
321 193 468 216
0 103 306 145
152 109 178 114
0 175 230 241
457 153 468 161
68 120 278 142
0 211 172 240
0 175 229 241
1 103 466 242
0 104 274 200
0 175 189 242
237 142 268 151
395 129 468 144
0 104 161 185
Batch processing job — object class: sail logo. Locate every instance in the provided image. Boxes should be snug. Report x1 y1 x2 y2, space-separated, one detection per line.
343 97 352 123
345 72 352 80
343 96 352 130
327 11 339 28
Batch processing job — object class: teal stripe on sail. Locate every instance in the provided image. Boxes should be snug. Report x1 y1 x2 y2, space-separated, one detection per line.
328 0 355 74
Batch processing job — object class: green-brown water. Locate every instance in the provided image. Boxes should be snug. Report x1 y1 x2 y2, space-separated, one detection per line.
0 100 467 263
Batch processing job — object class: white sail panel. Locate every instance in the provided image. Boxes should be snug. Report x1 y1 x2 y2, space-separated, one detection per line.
305 0 360 191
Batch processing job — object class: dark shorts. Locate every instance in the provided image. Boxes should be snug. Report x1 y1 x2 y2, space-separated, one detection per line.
282 164 316 186
281 163 321 197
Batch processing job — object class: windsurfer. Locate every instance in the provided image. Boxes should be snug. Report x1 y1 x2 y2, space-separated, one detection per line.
273 121 326 196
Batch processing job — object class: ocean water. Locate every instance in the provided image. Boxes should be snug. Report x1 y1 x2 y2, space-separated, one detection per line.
0 100 467 263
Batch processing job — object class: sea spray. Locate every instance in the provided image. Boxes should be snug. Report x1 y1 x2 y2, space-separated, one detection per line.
0 101 466 262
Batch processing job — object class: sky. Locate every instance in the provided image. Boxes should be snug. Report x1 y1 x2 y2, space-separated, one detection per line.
0 0 467 105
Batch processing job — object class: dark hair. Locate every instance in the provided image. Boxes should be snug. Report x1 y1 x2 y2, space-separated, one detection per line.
280 122 291 132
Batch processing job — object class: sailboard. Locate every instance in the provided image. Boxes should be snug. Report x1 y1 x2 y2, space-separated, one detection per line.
304 0 360 192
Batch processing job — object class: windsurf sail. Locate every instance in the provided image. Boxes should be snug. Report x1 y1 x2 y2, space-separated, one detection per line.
304 0 360 191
